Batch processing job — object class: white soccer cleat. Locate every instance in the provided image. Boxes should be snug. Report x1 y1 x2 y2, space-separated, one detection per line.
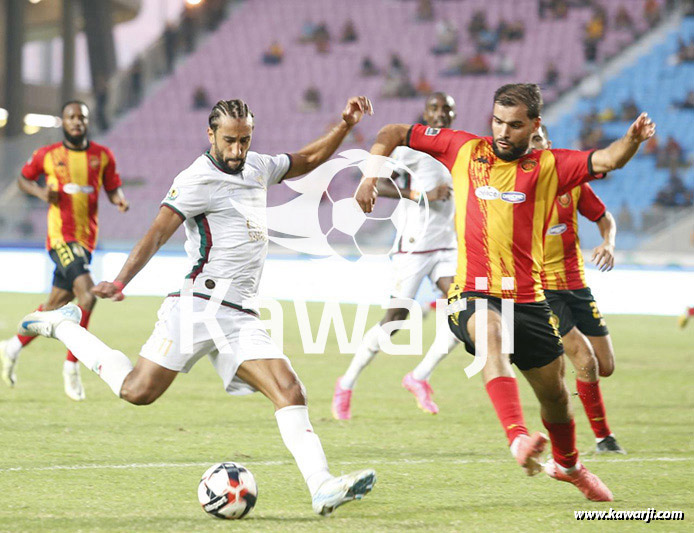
0 340 18 387
312 469 376 516
18 303 82 338
63 361 86 401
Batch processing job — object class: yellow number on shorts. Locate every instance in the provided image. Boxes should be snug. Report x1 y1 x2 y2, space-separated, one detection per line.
589 302 602 320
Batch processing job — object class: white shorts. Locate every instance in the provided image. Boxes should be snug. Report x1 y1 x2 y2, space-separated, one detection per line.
390 249 457 299
140 296 288 396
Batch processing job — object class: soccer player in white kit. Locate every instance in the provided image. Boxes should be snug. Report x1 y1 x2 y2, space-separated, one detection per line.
19 97 377 516
332 93 460 419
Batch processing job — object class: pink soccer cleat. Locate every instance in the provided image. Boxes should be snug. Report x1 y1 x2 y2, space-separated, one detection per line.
545 459 614 501
402 372 439 414
332 377 352 420
513 432 548 476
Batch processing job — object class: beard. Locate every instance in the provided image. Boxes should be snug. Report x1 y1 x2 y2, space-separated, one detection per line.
63 130 87 147
212 144 245 174
492 139 527 162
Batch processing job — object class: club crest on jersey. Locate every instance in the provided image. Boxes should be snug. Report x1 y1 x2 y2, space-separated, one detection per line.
475 185 500 201
547 223 567 235
520 159 537 172
424 127 440 136
558 193 571 208
166 187 179 201
89 155 100 170
501 191 526 204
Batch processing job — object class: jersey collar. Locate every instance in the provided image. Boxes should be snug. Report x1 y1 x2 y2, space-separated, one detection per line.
62 140 90 152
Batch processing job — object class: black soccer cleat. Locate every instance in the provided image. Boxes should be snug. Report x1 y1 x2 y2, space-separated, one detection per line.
596 435 626 454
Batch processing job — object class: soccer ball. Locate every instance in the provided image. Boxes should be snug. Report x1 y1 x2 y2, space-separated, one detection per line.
198 462 258 519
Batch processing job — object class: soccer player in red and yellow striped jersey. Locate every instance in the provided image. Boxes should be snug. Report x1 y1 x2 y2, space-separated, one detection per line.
357 84 655 501
531 125 624 455
0 101 129 401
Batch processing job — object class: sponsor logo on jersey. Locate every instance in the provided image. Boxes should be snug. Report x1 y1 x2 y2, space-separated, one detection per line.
558 193 571 208
166 187 179 201
547 223 567 235
424 127 440 136
62 183 95 194
501 191 526 203
520 159 537 172
474 156 490 164
475 185 500 200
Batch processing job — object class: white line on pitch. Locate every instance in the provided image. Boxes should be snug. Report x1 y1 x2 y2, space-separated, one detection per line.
0 456 690 474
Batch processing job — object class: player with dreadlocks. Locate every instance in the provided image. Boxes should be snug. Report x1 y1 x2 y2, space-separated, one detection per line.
19 96 378 515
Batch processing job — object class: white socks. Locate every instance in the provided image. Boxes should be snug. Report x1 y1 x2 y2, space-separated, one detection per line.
340 324 382 390
5 336 23 361
275 405 332 497
54 321 133 397
411 329 458 381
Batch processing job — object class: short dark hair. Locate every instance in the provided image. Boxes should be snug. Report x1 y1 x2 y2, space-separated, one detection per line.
209 99 254 132
493 84 543 119
61 100 89 114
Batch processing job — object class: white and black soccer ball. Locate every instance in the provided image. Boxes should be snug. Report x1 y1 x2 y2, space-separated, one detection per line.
198 462 258 519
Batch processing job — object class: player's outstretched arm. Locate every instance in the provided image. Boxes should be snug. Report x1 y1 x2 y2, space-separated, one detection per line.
107 187 130 213
356 124 411 213
591 211 616 272
283 96 374 180
17 176 58 205
591 112 656 174
92 206 182 301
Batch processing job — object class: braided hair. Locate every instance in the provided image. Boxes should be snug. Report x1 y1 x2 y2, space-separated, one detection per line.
208 99 254 132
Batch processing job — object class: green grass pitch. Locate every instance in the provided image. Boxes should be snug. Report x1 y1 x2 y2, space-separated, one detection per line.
0 292 692 532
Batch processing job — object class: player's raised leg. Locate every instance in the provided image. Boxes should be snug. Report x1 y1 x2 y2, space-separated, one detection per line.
678 306 694 328
1 286 73 387
521 357 613 501
563 328 624 454
237 358 375 515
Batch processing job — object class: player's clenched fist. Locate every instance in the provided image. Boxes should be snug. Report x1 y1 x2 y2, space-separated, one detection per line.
92 281 125 301
355 177 378 213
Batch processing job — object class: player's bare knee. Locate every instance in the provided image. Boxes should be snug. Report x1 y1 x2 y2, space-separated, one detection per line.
76 292 97 312
382 308 409 330
598 357 615 378
276 377 307 407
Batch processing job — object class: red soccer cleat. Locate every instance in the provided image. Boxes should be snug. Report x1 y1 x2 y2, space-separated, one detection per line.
545 459 614 501
513 432 548 476
332 377 352 420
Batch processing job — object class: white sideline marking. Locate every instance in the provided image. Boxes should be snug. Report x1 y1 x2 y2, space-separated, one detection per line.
0 456 690 474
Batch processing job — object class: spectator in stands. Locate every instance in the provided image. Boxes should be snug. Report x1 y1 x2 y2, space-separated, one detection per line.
299 19 318 43
657 135 685 168
416 0 434 22
360 56 379 77
476 25 500 52
495 52 516 75
415 73 432 95
676 36 694 63
163 22 177 74
340 20 358 43
382 72 417 99
617 201 635 232
314 22 331 53
192 87 210 110
674 89 694 109
262 41 284 65
620 98 639 122
655 169 693 207
644 0 661 28
539 0 551 19
544 61 560 87
388 53 407 77
467 10 488 40
583 12 605 63
615 5 635 32
550 0 569 19
128 58 144 108
431 20 458 55
461 52 491 75
94 74 109 132
498 19 525 41
300 87 322 112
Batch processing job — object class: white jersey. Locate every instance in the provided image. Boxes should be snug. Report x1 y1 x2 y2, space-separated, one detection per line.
161 150 290 313
390 146 457 253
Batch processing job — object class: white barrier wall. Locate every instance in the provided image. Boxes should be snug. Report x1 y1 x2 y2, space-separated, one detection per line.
0 248 692 316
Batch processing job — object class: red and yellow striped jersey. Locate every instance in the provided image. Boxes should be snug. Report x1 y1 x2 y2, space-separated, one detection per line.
22 141 121 252
407 123 603 303
542 183 606 291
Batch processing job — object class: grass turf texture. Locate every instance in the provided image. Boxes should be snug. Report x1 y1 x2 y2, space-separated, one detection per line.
0 292 692 532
